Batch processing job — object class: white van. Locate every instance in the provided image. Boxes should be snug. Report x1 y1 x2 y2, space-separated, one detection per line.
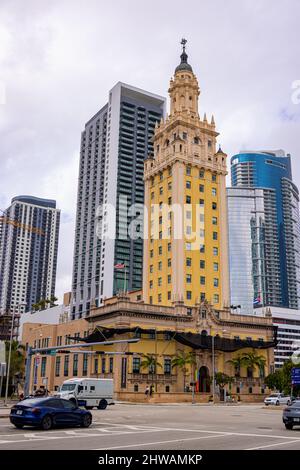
55 378 114 410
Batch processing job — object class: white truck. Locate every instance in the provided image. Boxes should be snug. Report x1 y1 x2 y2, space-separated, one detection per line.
55 378 114 410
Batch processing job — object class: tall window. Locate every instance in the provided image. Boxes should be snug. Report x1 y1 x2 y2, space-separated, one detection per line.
101 357 106 374
164 358 171 375
109 357 114 373
82 353 88 376
132 357 140 374
55 356 61 377
94 358 98 375
73 354 78 376
64 356 69 377
41 357 47 377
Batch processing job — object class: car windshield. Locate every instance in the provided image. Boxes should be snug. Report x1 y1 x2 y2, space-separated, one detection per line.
290 401 300 408
61 384 76 391
269 394 279 398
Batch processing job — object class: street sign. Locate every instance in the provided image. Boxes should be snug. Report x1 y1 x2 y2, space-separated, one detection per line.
291 368 300 385
0 363 6 376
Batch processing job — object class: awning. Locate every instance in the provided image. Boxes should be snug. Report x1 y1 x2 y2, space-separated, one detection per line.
72 325 277 352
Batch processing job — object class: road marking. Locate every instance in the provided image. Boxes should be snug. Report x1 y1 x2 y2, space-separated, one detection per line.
128 425 300 441
246 439 300 450
0 428 173 445
95 433 229 450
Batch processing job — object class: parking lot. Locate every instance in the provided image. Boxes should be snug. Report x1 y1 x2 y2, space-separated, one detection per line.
0 403 300 450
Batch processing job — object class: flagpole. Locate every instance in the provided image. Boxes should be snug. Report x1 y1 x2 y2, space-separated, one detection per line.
124 262 127 293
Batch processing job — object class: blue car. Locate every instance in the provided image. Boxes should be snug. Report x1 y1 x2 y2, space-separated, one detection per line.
10 397 92 430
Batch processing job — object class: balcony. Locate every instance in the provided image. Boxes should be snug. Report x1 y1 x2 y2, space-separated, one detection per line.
90 373 113 379
128 373 177 384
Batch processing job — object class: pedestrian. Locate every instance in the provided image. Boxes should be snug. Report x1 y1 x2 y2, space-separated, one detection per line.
145 385 150 398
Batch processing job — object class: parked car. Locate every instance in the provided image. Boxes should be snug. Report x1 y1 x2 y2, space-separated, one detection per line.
10 397 92 430
54 377 114 410
282 400 300 429
264 393 292 406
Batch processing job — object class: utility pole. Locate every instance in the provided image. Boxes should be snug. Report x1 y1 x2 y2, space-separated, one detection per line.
4 305 16 406
212 335 215 404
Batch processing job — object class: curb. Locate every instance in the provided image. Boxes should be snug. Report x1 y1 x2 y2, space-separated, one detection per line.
0 415 9 419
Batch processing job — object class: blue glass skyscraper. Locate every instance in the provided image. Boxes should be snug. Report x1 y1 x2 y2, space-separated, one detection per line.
228 150 300 311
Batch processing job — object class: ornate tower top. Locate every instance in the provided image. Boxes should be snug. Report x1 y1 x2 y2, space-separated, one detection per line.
169 39 200 116
175 38 193 73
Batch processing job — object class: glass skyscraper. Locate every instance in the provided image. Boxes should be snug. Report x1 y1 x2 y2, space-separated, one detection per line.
228 150 300 313
71 82 165 319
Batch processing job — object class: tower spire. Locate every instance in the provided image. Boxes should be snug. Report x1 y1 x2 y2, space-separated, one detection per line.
175 38 193 73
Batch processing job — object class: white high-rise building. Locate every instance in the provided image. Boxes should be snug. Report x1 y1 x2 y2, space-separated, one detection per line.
71 82 165 319
0 196 60 314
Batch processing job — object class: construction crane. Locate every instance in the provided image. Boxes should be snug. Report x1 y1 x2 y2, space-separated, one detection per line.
0 209 45 236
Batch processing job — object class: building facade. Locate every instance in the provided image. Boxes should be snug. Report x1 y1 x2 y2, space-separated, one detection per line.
143 42 229 309
21 45 277 403
18 292 71 340
0 195 60 315
229 150 300 311
71 83 165 319
22 294 276 401
227 187 275 314
256 306 300 369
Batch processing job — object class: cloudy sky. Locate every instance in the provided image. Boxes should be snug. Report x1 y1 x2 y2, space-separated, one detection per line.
0 0 299 302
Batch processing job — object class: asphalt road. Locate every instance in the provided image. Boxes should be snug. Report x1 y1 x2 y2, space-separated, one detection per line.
0 403 300 450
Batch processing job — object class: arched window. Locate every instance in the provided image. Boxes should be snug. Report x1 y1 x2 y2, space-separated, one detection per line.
201 330 208 336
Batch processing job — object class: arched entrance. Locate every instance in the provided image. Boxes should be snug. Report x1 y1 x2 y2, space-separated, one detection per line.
198 366 210 393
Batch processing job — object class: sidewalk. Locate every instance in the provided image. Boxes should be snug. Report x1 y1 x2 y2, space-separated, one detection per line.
0 405 11 419
0 399 14 419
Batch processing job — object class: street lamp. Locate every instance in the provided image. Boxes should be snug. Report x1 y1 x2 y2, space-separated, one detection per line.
4 303 25 406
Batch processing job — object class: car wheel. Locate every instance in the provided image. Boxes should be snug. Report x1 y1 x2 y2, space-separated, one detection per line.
285 423 293 430
97 399 108 410
81 414 92 428
85 406 93 410
41 415 52 431
287 400 291 406
276 400 280 406
14 423 24 429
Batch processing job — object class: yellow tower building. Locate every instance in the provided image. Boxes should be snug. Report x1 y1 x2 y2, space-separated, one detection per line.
143 40 230 309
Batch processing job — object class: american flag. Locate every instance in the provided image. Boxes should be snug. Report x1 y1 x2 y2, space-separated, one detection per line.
114 263 125 269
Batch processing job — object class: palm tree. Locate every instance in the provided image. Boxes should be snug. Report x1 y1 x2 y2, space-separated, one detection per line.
172 351 196 391
241 351 266 378
226 354 244 377
32 303 39 312
50 295 58 307
140 354 162 392
38 299 47 311
3 341 25 396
